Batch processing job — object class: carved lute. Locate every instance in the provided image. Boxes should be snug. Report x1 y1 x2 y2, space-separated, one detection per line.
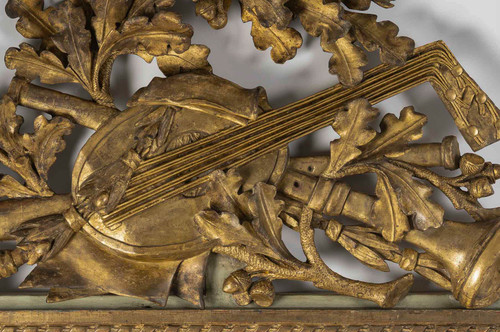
9 42 500 227
100 42 500 227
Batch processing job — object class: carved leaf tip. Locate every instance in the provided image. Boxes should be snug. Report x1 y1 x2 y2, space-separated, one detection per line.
194 0 232 29
322 99 379 178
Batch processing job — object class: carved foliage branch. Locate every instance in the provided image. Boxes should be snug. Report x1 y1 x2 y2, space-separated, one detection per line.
5 0 212 107
0 96 73 198
192 0 414 86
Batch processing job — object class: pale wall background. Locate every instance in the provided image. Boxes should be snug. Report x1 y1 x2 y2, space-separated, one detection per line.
0 0 499 294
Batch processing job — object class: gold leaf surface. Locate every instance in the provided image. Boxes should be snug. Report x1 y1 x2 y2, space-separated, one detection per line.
377 161 444 231
127 0 175 18
194 210 279 259
361 106 427 159
342 0 394 11
242 6 302 64
372 170 409 242
338 235 390 272
5 43 78 85
157 45 212 76
0 175 39 198
90 0 131 45
323 34 367 87
95 11 193 69
322 99 379 178
22 115 74 181
239 0 293 29
5 0 57 39
345 11 414 66
194 0 232 29
251 182 293 260
50 2 93 88
287 0 350 44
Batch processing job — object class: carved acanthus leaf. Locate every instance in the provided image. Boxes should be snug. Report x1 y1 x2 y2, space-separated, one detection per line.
323 99 379 178
5 43 78 86
377 161 445 231
5 0 57 40
242 6 302 64
345 11 414 66
194 0 232 29
157 45 212 76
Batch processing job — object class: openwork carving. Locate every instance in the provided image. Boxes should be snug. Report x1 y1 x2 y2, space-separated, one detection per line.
0 0 498 315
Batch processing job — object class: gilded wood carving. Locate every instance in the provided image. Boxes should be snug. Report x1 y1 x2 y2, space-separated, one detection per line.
0 0 498 313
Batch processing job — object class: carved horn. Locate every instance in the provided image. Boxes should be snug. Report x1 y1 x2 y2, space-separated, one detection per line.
8 77 120 130
404 219 500 308
0 195 73 240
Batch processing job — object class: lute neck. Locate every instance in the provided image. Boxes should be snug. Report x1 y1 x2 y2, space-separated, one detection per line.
103 47 440 226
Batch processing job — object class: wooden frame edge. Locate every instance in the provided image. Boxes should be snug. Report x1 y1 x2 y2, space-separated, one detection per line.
0 309 497 329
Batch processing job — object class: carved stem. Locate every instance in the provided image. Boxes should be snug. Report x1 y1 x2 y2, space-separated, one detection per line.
8 77 120 130
215 206 414 308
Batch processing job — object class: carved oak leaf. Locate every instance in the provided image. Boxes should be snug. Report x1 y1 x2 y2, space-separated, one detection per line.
0 96 51 197
194 210 280 259
372 170 409 242
127 0 175 18
239 0 293 29
94 12 193 80
5 43 78 85
250 182 294 260
287 0 350 45
0 175 39 198
157 45 213 76
5 0 57 40
50 2 93 89
344 11 414 66
377 161 444 231
322 99 378 178
241 6 302 64
323 34 367 87
194 0 232 29
210 169 249 217
0 96 24 160
22 115 74 181
361 106 427 160
89 0 131 46
341 0 394 11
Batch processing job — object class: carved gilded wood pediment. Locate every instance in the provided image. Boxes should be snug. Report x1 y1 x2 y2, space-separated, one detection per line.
0 0 498 321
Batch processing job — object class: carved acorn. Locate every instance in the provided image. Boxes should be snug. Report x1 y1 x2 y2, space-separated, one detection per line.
460 153 485 176
249 279 275 307
232 291 252 306
223 269 252 294
468 177 494 199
